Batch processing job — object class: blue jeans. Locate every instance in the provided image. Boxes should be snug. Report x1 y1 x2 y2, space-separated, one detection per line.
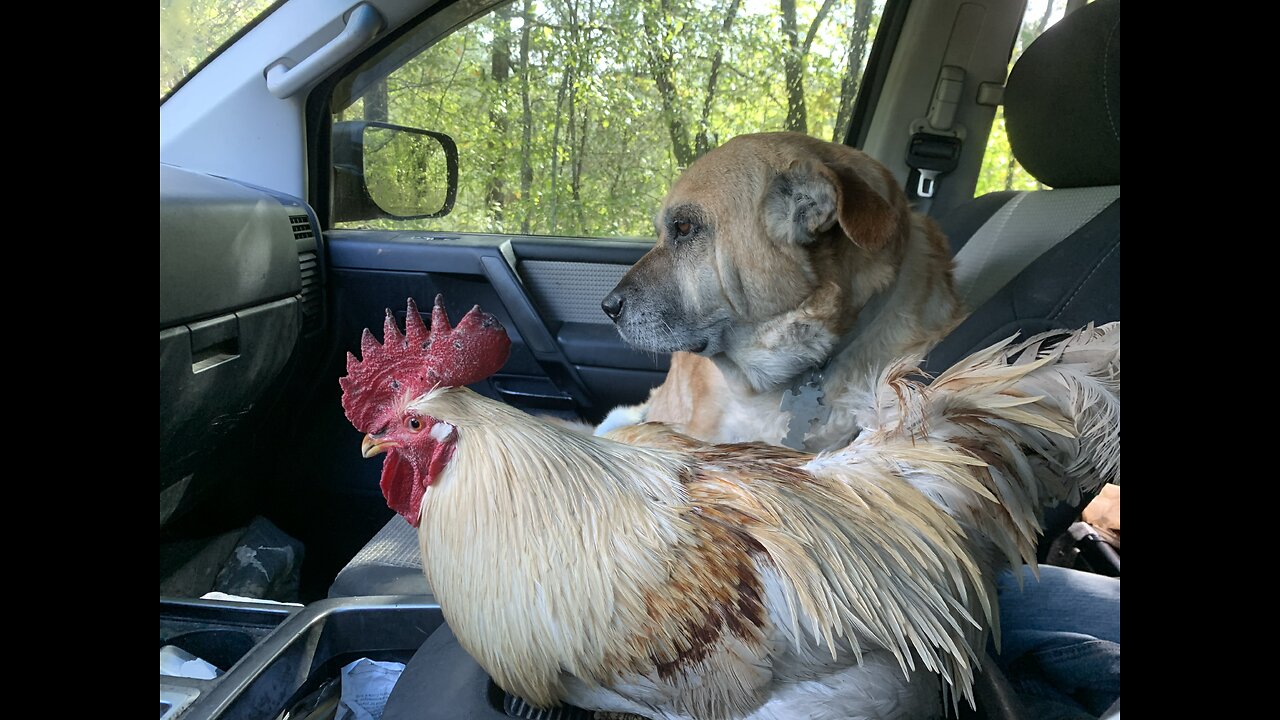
993 566 1120 719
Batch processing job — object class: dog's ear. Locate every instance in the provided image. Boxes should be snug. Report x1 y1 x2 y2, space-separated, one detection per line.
763 159 839 246
764 159 899 251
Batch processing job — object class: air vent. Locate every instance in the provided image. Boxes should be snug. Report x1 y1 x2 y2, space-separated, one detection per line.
289 214 314 240
298 250 321 329
291 213 322 332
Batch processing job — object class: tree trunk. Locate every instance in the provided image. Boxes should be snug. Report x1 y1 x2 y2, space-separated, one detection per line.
566 83 578 229
695 0 742 158
364 79 388 122
832 0 875 142
571 0 593 227
573 108 587 225
780 0 835 135
548 64 572 233
485 4 514 224
518 0 534 234
801 0 838 56
780 0 806 134
644 0 694 168
1032 0 1056 39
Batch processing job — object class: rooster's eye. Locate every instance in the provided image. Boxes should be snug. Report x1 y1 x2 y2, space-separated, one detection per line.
406 416 423 432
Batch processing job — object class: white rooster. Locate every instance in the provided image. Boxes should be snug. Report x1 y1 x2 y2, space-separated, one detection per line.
340 297 1119 720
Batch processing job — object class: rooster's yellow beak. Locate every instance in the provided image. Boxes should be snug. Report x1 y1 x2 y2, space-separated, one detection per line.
362 434 398 458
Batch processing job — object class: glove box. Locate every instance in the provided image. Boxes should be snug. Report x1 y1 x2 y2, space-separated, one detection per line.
165 596 442 720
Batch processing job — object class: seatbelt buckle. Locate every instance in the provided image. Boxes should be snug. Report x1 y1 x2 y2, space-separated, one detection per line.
906 132 962 199
916 169 942 198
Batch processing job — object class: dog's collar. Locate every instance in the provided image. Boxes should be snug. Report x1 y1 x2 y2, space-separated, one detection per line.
779 289 891 450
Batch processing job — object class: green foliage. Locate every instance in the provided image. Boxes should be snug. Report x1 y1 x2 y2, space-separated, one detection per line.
335 0 886 238
160 0 276 98
160 0 1057 234
975 106 1042 195
974 0 1064 195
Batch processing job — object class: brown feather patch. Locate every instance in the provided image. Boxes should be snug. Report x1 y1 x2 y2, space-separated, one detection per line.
626 468 768 683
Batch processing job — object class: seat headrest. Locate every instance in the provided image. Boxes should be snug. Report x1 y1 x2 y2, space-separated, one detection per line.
1004 0 1121 188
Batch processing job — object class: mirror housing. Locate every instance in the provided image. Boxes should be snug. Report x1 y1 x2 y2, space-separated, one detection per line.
332 121 458 222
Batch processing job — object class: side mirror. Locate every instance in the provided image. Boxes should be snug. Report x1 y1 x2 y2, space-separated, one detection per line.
332 121 458 222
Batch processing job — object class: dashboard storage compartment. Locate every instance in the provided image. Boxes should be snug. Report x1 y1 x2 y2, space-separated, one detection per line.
160 597 297 720
167 596 442 720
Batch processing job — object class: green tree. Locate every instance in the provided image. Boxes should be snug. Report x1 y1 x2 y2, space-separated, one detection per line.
160 0 276 97
299 0 887 236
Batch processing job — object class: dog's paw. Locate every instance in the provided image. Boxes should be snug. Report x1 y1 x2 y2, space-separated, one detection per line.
594 404 647 436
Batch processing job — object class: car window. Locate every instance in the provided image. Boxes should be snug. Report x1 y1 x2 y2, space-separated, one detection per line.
160 0 281 99
331 0 890 238
975 0 1083 195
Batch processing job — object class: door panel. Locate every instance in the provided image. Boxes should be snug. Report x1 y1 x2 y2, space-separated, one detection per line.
326 230 665 425
519 260 668 373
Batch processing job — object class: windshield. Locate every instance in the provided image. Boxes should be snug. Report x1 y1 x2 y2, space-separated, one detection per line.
160 0 281 99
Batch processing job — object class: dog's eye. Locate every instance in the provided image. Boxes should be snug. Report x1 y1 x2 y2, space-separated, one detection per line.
674 221 693 238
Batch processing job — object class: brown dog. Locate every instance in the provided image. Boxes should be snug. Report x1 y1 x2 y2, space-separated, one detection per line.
599 132 963 451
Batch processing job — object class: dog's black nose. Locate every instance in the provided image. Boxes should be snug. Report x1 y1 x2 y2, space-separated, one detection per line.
601 292 625 322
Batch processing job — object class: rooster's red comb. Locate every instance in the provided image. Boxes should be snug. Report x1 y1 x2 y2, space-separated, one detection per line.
339 295 511 431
